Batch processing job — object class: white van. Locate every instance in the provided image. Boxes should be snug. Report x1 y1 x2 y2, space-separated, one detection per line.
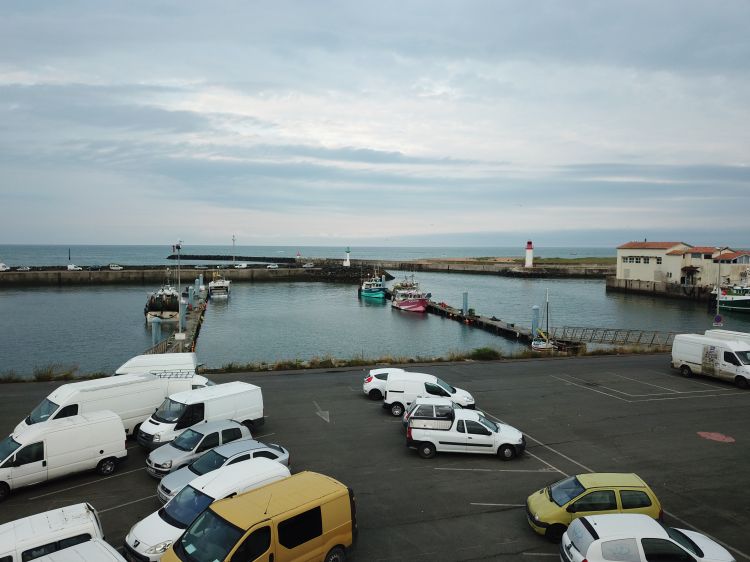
15 372 212 437
383 371 475 416
34 539 126 561
0 412 127 502
0 503 103 562
137 382 264 449
114 353 202 377
671 333 750 388
125 458 290 561
704 328 750 345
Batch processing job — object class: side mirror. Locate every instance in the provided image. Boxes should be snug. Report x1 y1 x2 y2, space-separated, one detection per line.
566 504 576 513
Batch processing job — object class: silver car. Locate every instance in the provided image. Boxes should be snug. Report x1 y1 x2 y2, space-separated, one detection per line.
157 439 290 503
145 420 251 478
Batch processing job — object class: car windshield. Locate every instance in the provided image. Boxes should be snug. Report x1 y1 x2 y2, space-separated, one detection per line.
435 378 456 394
160 486 215 529
189 450 227 476
550 476 586 506
153 398 187 423
664 526 704 558
174 509 243 562
735 350 750 365
0 436 21 463
477 415 498 432
27 398 60 424
172 429 203 452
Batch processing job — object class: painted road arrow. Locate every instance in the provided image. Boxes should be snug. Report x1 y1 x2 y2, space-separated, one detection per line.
313 401 330 423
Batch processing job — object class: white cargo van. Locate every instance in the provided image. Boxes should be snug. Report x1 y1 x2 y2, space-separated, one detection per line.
137 382 264 449
704 329 750 345
34 539 126 561
0 412 127 502
15 372 212 437
0 502 103 562
125 458 290 561
114 353 202 377
671 333 750 388
383 371 475 416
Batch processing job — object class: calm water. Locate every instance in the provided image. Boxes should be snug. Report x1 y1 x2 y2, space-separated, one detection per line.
2 267 749 377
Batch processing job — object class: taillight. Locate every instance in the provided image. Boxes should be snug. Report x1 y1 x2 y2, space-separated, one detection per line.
406 426 412 439
364 376 373 383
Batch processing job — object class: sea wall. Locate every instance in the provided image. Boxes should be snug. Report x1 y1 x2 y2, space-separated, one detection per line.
605 276 714 301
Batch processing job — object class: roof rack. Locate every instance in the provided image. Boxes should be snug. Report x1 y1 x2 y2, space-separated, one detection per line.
147 369 196 379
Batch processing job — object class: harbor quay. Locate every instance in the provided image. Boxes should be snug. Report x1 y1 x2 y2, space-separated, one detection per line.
0 355 748 560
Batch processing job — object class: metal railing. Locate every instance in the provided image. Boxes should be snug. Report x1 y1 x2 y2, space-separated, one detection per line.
548 326 676 347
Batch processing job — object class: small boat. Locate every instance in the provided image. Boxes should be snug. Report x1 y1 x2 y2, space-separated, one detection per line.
359 272 386 299
531 289 555 351
208 271 231 299
144 278 180 323
714 276 750 312
391 274 430 313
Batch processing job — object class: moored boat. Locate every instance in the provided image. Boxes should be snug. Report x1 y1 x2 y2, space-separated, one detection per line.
360 273 386 299
531 289 555 351
144 284 180 323
208 271 231 299
391 274 430 312
715 284 750 312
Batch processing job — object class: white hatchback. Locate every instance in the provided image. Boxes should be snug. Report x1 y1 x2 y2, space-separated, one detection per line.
561 514 735 562
363 367 404 400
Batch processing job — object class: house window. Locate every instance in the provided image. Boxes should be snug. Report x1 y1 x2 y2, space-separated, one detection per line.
643 257 650 264
691 253 701 258
634 257 641 264
656 257 662 265
666 272 672 278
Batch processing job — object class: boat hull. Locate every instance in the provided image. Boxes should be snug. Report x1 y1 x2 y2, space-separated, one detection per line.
361 288 386 299
392 298 428 313
146 311 179 323
719 297 750 311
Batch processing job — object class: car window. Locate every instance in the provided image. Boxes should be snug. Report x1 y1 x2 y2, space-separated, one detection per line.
222 427 242 444
456 420 465 433
434 405 453 418
550 476 586 506
375 373 388 380
620 490 652 509
465 420 491 436
15 442 44 466
58 534 91 549
414 405 433 417
641 538 695 561
567 519 596 557
253 450 278 460
664 528 703 558
601 538 640 562
724 352 740 366
572 490 617 512
278 507 322 550
1 556 12 562
227 453 252 465
198 432 220 452
424 382 448 397
231 526 271 561
22 541 57 561
54 404 79 418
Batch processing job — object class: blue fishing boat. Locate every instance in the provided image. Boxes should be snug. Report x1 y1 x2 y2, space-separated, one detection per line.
360 273 386 299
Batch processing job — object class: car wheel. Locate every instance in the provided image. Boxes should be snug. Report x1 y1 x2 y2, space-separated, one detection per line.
390 402 404 417
96 458 117 476
368 388 382 400
498 444 515 460
546 524 566 542
417 442 436 459
735 376 749 389
324 546 346 562
679 365 692 377
0 482 9 502
131 423 141 440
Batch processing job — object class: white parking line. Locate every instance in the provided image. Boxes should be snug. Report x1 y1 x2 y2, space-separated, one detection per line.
253 432 275 439
435 468 556 473
100 495 156 514
470 502 525 507
551 375 630 402
522 553 558 557
30 468 146 500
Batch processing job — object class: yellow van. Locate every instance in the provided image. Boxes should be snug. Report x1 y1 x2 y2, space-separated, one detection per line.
161 471 357 562
526 473 662 541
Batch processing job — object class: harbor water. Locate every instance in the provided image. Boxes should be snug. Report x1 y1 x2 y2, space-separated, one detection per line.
2 267 749 377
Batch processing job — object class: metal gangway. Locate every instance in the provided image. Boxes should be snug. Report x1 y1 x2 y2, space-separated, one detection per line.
548 326 676 347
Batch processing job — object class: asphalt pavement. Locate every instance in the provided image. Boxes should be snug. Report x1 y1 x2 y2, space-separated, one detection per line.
1 354 748 561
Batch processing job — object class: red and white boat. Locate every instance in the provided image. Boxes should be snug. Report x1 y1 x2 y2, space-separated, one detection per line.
391 275 430 313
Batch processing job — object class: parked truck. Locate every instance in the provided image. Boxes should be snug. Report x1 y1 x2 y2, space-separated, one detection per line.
671 333 750 388
406 408 525 460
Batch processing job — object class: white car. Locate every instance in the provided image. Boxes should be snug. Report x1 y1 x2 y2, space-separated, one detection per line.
16 266 31 271
561 514 735 562
363 367 404 400
234 263 248 269
109 263 123 270
125 458 290 561
302 262 315 268
0 263 10 272
266 263 279 269
66 264 82 271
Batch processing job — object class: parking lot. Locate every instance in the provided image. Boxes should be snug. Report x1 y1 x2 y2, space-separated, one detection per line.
1 353 749 561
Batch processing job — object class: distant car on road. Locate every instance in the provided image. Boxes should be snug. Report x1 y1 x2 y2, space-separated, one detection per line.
86 265 102 271
109 263 123 270
234 263 248 269
0 263 9 272
194 265 207 270
302 262 315 268
16 266 31 271
67 264 83 271
266 263 279 269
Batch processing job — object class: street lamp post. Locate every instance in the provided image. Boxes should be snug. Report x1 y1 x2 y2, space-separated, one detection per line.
176 240 182 335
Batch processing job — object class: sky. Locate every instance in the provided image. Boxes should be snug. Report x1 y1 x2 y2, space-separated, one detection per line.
1 1 749 247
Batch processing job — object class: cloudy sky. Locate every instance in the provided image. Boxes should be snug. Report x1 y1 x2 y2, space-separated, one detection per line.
1 1 748 247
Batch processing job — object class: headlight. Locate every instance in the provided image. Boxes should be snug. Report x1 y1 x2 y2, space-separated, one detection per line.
152 433 161 442
156 460 172 469
145 540 173 554
534 514 540 522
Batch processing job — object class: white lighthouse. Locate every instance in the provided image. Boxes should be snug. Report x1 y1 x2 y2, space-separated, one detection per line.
524 240 534 268
343 246 351 267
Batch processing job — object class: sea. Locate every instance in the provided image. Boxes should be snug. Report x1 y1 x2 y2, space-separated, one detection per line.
1 245 748 377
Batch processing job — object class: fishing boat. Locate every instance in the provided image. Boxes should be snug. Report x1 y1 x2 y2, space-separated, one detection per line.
531 289 555 351
208 271 231 299
144 274 180 323
391 274 430 313
359 272 386 299
714 272 750 312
